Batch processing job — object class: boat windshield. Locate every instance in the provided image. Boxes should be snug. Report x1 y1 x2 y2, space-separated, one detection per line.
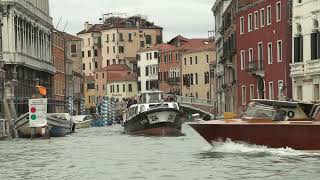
242 104 275 118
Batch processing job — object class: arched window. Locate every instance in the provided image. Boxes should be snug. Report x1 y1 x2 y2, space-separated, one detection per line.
313 19 319 30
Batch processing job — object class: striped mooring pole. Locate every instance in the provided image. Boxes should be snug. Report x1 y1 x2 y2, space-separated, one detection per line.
110 97 116 124
80 97 86 115
68 96 74 115
101 96 109 122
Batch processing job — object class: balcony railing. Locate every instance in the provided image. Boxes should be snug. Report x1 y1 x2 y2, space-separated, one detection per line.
290 62 305 77
246 60 264 74
167 77 180 85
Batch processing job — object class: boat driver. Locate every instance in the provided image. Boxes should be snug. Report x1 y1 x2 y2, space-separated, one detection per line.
273 106 286 121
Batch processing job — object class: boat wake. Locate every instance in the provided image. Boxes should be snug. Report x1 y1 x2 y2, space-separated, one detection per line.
206 139 319 157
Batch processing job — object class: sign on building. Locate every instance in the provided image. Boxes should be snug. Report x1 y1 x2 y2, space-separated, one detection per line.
29 99 48 127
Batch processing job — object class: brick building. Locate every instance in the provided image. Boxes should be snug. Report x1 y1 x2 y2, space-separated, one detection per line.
52 30 66 113
236 0 292 111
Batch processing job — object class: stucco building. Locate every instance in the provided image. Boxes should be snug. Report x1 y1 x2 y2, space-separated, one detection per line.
290 0 320 102
137 44 172 93
181 42 215 99
236 0 292 112
63 32 84 115
0 0 54 115
84 76 96 110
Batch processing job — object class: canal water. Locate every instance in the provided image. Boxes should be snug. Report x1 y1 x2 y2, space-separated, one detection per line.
1 124 320 180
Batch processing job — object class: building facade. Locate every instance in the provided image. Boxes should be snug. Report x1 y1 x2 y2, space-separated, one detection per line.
290 0 320 102
78 23 103 76
0 0 54 115
52 30 66 113
100 14 163 72
137 45 170 93
219 0 238 114
181 43 215 99
106 73 138 101
212 0 231 116
84 76 96 110
63 32 84 115
236 0 292 111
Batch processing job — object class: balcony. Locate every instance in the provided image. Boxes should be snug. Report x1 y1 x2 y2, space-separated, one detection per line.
290 62 305 78
246 60 265 77
307 59 320 76
167 77 180 85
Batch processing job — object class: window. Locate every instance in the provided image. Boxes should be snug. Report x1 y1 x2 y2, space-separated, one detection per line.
297 86 303 100
268 43 273 64
260 8 265 27
113 46 115 53
112 33 115 42
154 52 158 58
267 6 271 25
88 50 91 57
96 85 99 91
240 17 244 34
258 43 263 61
94 49 98 57
140 41 145 48
117 85 119 93
250 84 254 100
145 67 149 76
311 32 320 60
128 33 132 41
95 62 98 69
269 82 274 100
242 86 246 105
190 57 193 65
294 35 303 62
248 14 253 32
107 47 109 54
277 40 282 62
278 80 284 99
206 55 209 63
195 56 198 64
82 63 85 70
107 60 110 66
314 84 319 101
106 34 109 42
102 73 105 78
249 48 253 62
195 73 198 84
156 35 162 44
82 51 84 57
240 50 245 70
254 11 259 29
298 0 302 3
149 53 153 59
88 38 90 46
119 33 124 41
276 1 281 22
89 62 92 70
129 84 133 92
146 35 152 45
71 44 77 53
119 46 124 53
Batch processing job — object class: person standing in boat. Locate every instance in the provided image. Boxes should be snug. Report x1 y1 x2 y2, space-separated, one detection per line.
273 106 286 121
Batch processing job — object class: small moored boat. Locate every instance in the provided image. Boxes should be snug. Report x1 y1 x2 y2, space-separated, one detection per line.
72 115 93 129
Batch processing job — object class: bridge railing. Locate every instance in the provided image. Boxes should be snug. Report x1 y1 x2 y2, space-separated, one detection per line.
176 96 217 107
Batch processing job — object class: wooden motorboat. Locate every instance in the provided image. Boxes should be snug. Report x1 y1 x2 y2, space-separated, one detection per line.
190 100 320 150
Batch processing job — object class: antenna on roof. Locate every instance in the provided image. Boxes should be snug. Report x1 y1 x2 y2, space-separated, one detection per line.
63 21 69 32
55 17 62 29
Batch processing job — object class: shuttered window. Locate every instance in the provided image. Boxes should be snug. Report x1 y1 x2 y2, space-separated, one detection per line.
294 36 303 63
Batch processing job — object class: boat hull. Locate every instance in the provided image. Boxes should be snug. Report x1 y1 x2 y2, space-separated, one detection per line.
15 114 73 138
190 121 320 150
75 120 92 129
124 108 183 136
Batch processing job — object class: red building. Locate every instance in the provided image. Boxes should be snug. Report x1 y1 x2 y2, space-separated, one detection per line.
236 0 292 111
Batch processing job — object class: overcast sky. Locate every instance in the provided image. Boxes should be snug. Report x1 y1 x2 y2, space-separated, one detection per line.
49 0 215 41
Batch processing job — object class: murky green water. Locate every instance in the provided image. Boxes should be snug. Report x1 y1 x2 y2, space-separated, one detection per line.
1 124 320 180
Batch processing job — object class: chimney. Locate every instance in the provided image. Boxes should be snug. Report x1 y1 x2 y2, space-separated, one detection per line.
84 21 92 31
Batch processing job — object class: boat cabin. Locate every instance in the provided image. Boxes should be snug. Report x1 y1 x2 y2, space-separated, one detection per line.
242 99 317 121
139 91 164 104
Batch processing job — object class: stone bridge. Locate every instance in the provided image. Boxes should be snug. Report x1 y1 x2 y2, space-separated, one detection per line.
175 96 217 120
